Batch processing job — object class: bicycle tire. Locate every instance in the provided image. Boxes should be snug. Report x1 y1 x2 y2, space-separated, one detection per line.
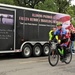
48 48 59 66
64 50 72 64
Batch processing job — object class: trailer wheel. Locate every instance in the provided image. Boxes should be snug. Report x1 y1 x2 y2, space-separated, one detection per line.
22 44 32 58
33 44 42 57
43 44 49 56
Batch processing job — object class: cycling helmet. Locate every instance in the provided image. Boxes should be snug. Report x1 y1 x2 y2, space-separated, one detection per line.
56 22 62 26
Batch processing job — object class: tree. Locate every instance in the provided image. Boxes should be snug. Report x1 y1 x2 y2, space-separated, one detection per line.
54 0 72 13
0 0 14 5
35 0 72 13
71 5 75 15
13 0 45 8
66 6 74 17
65 6 75 26
70 5 75 27
35 0 58 12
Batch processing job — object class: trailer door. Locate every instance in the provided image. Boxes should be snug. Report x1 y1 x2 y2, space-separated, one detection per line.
0 7 16 51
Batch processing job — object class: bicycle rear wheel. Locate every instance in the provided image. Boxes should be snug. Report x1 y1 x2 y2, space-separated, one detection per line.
64 49 72 64
48 48 59 66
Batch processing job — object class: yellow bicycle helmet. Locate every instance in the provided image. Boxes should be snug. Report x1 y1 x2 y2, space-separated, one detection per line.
56 22 62 26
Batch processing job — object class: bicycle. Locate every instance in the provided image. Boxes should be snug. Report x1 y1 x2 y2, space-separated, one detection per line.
48 42 72 66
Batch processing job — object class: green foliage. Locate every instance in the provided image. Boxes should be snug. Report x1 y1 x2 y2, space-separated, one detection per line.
71 5 75 15
54 0 72 13
13 0 45 8
71 5 75 27
66 6 74 17
65 5 75 26
35 0 73 13
35 0 58 12
0 0 14 5
71 20 75 27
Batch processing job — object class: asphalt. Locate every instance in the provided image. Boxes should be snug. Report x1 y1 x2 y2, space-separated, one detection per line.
0 54 75 75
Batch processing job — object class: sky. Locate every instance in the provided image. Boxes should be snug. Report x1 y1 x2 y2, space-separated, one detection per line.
71 0 75 5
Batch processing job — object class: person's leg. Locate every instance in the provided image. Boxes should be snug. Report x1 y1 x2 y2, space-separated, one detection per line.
60 46 67 62
73 41 75 53
70 41 73 53
72 41 75 53
72 41 74 53
63 46 66 58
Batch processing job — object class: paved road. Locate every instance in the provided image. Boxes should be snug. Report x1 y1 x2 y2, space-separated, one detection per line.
0 54 75 75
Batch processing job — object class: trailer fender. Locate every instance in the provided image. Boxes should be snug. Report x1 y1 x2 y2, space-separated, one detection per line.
20 41 33 52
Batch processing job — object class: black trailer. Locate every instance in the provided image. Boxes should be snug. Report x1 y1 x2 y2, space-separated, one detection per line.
0 4 70 57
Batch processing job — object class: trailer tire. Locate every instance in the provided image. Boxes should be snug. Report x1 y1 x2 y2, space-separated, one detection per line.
33 44 42 57
43 44 49 56
22 44 32 58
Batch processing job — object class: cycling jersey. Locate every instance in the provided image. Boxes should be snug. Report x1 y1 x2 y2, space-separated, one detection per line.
54 28 66 40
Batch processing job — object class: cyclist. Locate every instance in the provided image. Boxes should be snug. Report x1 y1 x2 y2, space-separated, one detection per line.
53 22 70 62
49 27 56 42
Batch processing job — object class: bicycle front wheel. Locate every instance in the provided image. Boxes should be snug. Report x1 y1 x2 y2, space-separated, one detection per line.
48 49 59 66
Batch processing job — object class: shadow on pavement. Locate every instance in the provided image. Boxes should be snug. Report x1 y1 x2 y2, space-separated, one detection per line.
0 53 47 60
0 53 23 60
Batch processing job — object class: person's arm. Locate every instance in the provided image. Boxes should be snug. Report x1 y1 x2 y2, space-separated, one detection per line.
52 29 58 40
49 30 53 41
